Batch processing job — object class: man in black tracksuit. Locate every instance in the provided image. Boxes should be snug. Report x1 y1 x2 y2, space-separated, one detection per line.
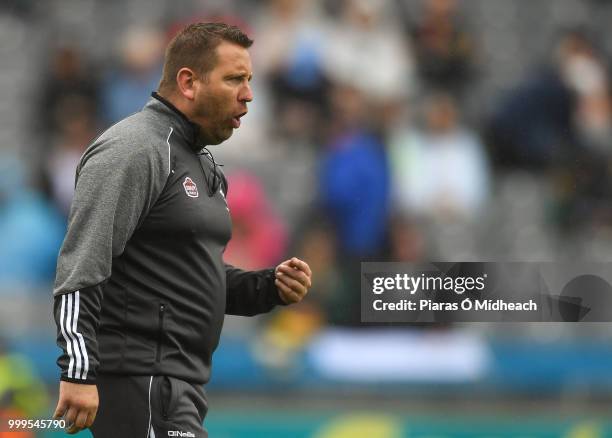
52 23 312 437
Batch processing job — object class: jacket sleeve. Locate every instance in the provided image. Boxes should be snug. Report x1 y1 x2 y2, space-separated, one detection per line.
53 133 169 383
54 286 103 384
225 265 287 316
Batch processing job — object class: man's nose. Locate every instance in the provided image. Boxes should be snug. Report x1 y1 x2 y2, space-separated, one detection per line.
239 84 253 103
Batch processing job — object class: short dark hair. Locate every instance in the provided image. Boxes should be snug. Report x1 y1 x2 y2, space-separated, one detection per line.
158 22 253 91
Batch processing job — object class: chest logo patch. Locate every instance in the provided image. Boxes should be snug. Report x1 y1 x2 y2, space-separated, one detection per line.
183 177 199 198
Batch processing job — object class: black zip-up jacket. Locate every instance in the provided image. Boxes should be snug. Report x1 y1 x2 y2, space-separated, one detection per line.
53 93 284 385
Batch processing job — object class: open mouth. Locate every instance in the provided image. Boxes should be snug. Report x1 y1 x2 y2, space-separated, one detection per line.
231 111 247 129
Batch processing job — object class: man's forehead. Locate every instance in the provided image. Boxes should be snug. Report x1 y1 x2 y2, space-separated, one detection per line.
214 41 252 72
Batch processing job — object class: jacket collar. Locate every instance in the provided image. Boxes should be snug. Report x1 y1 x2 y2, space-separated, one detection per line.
145 92 201 151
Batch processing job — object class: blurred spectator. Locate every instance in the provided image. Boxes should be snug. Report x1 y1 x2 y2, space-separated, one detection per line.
549 30 612 230
0 156 65 288
289 216 342 322
485 29 608 168
286 213 364 326
0 340 49 421
486 29 612 230
487 80 573 168
404 0 477 97
319 85 391 326
317 84 391 326
46 96 97 216
253 0 331 143
561 30 612 153
323 0 416 102
37 45 99 140
100 25 165 124
319 85 391 257
223 170 288 270
389 92 489 221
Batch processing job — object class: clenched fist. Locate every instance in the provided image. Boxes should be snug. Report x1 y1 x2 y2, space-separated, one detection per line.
275 257 312 304
53 381 98 434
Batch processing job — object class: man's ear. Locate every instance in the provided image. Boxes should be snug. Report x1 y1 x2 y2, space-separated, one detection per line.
176 67 198 101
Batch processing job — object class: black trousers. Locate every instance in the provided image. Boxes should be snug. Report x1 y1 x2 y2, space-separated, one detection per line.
90 374 208 438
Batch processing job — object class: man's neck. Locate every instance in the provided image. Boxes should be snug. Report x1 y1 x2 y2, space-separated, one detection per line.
155 90 193 121
153 91 211 147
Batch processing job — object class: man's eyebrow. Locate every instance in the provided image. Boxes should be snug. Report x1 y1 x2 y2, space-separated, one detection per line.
226 72 253 80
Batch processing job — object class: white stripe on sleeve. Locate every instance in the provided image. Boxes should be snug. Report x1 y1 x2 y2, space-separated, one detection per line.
59 294 75 378
73 291 90 380
65 293 83 379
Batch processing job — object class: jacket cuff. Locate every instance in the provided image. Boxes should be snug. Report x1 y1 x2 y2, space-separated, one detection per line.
60 375 97 385
267 268 288 306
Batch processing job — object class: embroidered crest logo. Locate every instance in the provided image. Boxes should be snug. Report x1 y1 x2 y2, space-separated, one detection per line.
183 177 199 198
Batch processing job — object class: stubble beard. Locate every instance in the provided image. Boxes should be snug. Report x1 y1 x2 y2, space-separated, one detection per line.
193 91 231 146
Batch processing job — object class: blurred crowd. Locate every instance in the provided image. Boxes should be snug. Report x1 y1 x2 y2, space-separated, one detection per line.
3 0 612 334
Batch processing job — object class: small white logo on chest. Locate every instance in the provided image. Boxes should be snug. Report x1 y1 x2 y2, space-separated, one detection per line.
183 177 199 198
